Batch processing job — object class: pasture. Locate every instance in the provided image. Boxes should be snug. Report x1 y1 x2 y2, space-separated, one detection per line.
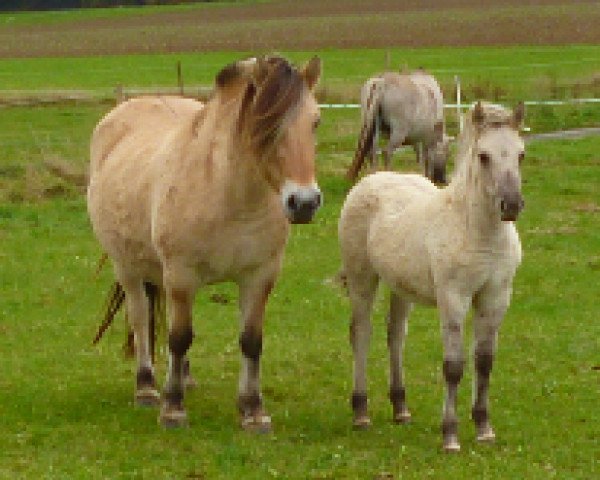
1 1 599 478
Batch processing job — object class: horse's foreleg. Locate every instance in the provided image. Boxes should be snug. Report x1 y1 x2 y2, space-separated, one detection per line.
159 286 195 428
237 275 275 433
348 276 378 429
438 293 470 452
387 293 412 424
472 294 507 443
121 278 160 407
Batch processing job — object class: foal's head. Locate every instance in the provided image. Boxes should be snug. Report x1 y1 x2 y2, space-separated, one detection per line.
217 55 322 224
469 101 526 221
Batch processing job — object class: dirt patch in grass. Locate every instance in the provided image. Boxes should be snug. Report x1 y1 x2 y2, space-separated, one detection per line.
0 0 598 57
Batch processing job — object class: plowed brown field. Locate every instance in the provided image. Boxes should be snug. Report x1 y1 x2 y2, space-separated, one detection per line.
0 0 599 58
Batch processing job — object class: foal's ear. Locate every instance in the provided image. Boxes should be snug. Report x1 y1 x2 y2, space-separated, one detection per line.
301 56 321 91
511 101 525 129
472 101 485 127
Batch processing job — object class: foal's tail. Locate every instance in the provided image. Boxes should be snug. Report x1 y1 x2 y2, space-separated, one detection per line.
92 280 164 362
347 78 383 182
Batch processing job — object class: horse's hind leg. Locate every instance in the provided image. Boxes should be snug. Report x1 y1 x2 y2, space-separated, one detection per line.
471 290 507 443
348 273 378 429
237 272 276 433
120 277 160 407
387 292 412 423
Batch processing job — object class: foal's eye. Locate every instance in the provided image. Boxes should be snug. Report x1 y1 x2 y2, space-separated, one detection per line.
518 152 525 164
312 118 321 131
479 152 491 166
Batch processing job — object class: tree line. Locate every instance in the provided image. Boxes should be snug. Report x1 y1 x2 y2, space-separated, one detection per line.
0 1 209 11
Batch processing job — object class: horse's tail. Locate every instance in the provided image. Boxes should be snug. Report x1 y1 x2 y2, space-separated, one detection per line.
347 78 383 182
92 280 164 363
92 281 126 346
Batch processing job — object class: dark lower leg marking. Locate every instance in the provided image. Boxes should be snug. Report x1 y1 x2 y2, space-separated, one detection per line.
164 387 183 407
136 366 155 388
472 352 494 425
442 418 458 437
168 326 193 356
389 387 406 406
443 359 465 385
239 329 263 361
475 352 493 377
238 393 261 414
351 392 368 416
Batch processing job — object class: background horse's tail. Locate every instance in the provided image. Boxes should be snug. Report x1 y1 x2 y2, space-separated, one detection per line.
347 78 383 182
92 280 164 362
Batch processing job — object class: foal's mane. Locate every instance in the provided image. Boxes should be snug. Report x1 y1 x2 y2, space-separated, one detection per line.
215 55 306 154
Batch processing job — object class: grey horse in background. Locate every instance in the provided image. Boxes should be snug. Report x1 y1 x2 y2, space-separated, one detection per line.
348 69 452 184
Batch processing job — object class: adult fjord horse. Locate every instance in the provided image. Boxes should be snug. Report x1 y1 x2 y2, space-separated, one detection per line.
87 55 322 430
339 102 525 451
347 70 451 184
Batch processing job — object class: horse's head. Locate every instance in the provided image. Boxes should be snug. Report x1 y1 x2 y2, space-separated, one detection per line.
471 101 526 221
219 55 322 224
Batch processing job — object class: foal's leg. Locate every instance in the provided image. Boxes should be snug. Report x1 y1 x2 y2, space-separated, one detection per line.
159 285 195 428
120 277 160 406
471 289 508 443
348 274 378 429
387 293 412 423
237 274 276 432
438 292 470 452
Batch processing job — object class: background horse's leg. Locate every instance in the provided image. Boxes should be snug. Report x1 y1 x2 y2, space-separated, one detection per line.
120 276 160 407
471 290 508 443
387 293 412 423
438 292 470 452
383 128 405 171
368 121 380 172
160 284 195 428
348 274 378 429
237 274 275 433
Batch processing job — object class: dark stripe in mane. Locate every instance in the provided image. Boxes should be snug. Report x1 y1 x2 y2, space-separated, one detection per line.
216 55 305 154
249 57 304 152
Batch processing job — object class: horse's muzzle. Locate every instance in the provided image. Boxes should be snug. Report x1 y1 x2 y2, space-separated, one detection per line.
282 183 322 224
500 197 525 221
499 171 524 221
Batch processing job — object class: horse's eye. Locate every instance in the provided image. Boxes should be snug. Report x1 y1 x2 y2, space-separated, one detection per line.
518 152 525 164
479 152 490 166
313 118 321 130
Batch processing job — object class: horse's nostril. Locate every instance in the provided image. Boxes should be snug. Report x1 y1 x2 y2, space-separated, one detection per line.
287 194 297 211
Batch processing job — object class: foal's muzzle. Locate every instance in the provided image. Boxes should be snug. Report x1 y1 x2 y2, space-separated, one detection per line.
282 182 322 224
499 172 524 221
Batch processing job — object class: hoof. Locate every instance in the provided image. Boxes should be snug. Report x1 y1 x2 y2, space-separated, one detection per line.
135 388 161 407
159 405 188 429
352 416 371 430
393 409 412 424
443 436 461 453
476 426 496 443
241 413 272 433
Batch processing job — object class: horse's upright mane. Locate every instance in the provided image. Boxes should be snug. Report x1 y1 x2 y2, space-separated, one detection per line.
215 55 305 154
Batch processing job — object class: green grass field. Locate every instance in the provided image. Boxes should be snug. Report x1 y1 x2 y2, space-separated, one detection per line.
0 2 599 478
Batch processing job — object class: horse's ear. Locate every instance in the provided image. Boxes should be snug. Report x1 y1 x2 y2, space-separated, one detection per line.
512 101 525 129
472 101 485 127
301 56 321 91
